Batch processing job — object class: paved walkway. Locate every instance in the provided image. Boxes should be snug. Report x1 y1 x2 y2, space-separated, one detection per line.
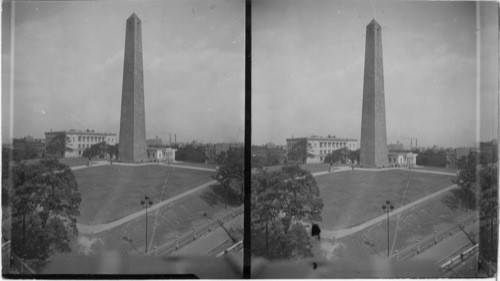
313 166 456 178
76 180 217 234
70 161 216 173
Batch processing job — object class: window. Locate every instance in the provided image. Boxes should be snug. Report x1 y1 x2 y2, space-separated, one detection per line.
78 136 81 142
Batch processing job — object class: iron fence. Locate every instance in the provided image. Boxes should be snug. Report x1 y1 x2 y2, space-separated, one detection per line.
152 206 243 256
393 213 479 261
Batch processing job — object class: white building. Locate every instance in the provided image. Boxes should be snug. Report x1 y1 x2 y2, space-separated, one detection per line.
286 135 358 164
147 147 177 163
388 152 418 167
45 129 116 158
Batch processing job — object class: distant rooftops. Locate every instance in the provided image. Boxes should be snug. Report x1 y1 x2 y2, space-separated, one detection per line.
45 129 116 136
286 135 357 142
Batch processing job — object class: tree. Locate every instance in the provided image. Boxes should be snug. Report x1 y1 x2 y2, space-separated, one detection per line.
287 139 313 164
479 141 498 166
107 144 118 159
82 142 110 159
349 149 360 164
212 148 244 206
175 144 206 163
479 164 498 263
45 133 73 158
456 152 478 211
10 159 81 271
324 147 350 164
416 149 447 167
251 165 323 259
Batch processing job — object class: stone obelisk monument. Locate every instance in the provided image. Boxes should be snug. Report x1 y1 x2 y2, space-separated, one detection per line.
360 19 389 168
119 13 147 162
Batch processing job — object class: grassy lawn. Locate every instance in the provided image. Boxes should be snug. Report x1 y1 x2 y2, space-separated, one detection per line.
300 163 341 173
59 157 90 167
317 169 455 230
9 157 94 168
323 190 473 260
75 165 214 224
70 184 240 255
40 184 242 272
261 163 342 173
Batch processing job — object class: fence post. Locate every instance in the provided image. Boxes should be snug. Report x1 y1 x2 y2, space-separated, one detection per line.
175 236 179 250
449 224 453 236
417 240 420 254
154 246 157 256
208 220 212 232
434 230 437 244
193 226 196 240
396 250 399 260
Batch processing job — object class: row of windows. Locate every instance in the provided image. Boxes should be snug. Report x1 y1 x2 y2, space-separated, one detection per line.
70 135 114 143
318 142 352 148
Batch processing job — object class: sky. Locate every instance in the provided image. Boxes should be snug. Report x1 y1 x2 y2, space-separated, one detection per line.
2 0 245 144
252 0 498 148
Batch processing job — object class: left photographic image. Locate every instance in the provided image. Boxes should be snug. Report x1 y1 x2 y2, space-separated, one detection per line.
2 0 245 277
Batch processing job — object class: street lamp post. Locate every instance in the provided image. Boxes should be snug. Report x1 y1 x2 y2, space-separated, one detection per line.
140 195 153 253
382 200 394 257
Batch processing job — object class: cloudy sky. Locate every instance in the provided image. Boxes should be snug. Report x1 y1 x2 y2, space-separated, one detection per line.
253 0 498 148
2 0 244 144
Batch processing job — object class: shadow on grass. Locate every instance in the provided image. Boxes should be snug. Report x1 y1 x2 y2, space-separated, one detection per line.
442 188 476 212
200 184 240 207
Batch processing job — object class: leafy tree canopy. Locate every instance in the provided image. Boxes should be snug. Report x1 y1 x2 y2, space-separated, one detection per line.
213 148 244 205
416 149 447 167
251 165 323 260
45 133 73 158
82 142 114 159
324 147 358 165
287 140 313 164
10 159 81 271
175 145 206 163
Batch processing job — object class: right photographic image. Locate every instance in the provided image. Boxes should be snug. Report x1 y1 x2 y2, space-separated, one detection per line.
251 0 498 278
